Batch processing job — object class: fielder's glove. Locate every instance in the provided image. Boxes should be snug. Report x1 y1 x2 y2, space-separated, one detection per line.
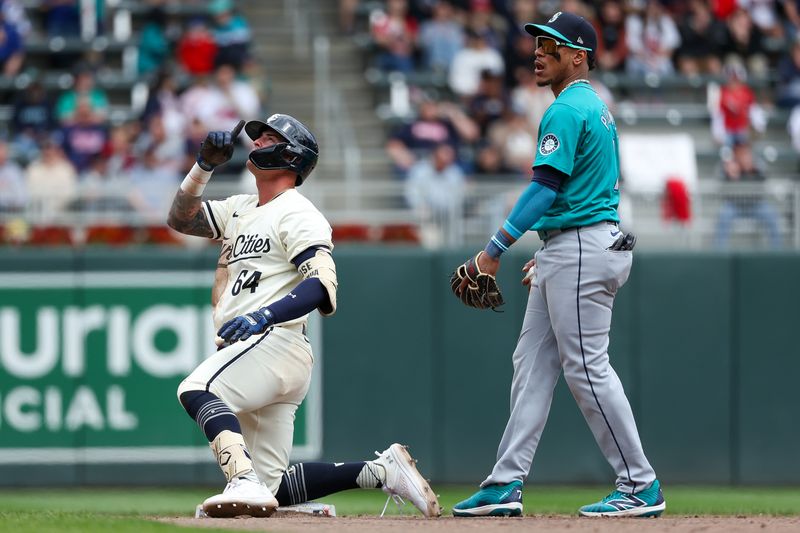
449 252 505 310
197 120 245 171
217 307 275 343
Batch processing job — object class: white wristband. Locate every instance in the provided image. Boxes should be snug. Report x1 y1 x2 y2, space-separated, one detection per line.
180 163 213 196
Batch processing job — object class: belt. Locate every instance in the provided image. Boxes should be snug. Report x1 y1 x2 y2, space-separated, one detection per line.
537 221 618 241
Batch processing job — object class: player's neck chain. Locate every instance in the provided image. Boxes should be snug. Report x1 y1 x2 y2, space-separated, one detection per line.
563 78 591 92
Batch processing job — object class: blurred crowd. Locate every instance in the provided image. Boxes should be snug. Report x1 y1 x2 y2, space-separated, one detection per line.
353 0 799 247
0 0 264 235
0 0 797 248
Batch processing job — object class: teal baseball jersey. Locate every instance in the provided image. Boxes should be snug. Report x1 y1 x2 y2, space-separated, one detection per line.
531 82 620 231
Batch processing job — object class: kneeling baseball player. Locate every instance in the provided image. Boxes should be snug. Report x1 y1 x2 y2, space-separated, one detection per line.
167 115 441 518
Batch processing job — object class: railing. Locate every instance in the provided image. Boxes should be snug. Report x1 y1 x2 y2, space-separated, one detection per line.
285 0 310 59
2 180 797 250
313 35 362 211
303 179 800 250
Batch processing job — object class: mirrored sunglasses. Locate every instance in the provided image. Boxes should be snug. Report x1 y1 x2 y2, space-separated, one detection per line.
535 35 565 55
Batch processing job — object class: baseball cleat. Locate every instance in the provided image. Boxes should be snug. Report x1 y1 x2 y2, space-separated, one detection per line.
202 477 279 518
452 480 523 517
374 443 442 518
579 479 665 517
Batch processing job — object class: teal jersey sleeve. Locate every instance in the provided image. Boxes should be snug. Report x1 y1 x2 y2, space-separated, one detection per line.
533 103 584 176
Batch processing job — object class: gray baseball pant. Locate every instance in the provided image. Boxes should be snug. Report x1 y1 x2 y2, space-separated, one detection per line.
482 222 656 494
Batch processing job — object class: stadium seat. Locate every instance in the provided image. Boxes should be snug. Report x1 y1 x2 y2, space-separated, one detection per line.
27 226 74 246
143 226 185 246
332 224 373 242
85 225 136 246
379 224 420 243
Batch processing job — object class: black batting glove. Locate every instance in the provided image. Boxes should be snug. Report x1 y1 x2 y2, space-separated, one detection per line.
608 232 637 251
197 120 245 171
217 307 275 343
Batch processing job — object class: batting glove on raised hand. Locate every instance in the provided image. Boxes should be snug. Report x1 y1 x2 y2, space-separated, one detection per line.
217 307 275 343
197 120 245 171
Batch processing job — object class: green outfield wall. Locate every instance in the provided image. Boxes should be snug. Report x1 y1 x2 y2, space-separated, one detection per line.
0 247 797 486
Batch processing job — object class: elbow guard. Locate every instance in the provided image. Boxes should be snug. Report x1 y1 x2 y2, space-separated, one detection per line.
297 249 338 316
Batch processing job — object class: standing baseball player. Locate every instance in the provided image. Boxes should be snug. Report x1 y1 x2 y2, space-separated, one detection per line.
450 12 664 518
167 114 441 518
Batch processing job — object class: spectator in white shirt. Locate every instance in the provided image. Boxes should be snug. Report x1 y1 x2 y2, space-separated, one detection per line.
625 0 681 76
0 140 26 212
448 29 504 100
26 138 78 219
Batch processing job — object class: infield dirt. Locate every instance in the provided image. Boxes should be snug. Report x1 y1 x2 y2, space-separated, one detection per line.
161 514 800 532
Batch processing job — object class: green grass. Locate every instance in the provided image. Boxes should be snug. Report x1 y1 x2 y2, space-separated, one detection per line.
0 486 798 533
321 485 800 516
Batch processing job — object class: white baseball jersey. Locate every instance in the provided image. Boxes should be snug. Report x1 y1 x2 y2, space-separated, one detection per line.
202 190 334 329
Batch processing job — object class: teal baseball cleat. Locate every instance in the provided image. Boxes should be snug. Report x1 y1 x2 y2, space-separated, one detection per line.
452 480 523 517
579 479 666 517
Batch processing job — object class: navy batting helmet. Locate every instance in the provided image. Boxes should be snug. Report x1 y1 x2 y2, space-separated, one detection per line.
245 114 319 186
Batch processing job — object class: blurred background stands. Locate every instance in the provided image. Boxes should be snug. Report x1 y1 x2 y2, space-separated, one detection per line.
1 0 799 250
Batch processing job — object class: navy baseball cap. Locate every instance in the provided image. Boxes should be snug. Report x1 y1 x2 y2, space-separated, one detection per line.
524 11 597 62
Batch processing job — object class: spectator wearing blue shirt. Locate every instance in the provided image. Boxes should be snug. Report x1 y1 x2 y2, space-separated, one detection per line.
714 142 782 249
11 79 53 162
43 0 80 37
210 0 252 69
59 98 109 174
418 1 464 73
777 36 800 108
386 95 478 177
0 13 23 76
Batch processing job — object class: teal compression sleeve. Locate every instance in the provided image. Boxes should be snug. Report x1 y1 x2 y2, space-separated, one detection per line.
501 181 558 239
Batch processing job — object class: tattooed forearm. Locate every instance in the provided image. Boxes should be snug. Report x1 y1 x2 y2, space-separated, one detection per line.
167 189 214 238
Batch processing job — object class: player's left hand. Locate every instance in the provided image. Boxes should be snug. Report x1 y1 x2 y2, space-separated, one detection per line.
217 308 275 343
450 252 505 310
457 251 500 295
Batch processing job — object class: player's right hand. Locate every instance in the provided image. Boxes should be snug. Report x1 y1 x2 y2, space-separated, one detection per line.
522 258 536 290
197 120 245 171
